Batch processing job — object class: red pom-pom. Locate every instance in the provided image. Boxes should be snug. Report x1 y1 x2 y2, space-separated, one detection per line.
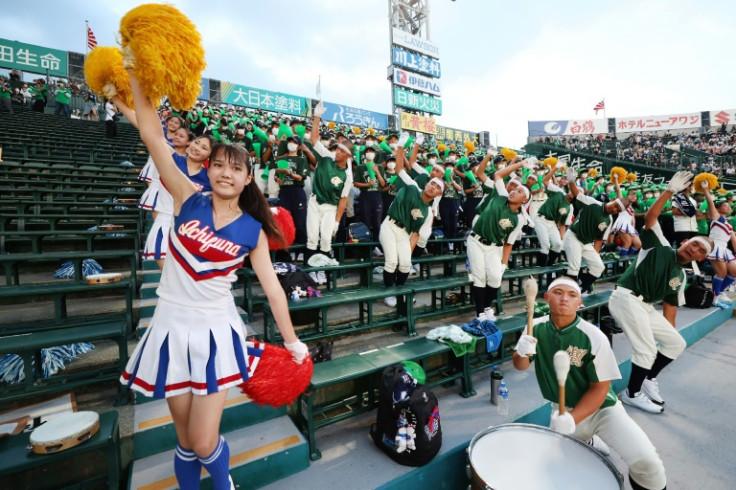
240 343 313 407
268 206 295 251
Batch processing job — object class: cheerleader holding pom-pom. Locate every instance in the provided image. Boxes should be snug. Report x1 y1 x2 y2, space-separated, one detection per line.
609 172 642 256
120 67 307 490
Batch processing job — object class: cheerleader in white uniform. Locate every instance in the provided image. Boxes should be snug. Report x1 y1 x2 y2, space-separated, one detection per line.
609 174 642 255
120 72 307 490
702 186 736 305
115 96 213 270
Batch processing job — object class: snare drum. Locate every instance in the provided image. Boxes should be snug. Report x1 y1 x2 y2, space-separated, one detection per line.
29 411 100 454
85 273 122 284
466 423 622 489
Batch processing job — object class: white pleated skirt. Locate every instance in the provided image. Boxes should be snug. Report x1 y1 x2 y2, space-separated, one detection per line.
120 298 263 398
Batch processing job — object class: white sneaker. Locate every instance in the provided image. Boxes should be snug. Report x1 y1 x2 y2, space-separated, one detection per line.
448 242 454 251
716 291 731 304
373 247 383 256
483 307 496 322
641 378 664 405
317 270 327 285
588 435 610 456
621 391 664 414
384 296 397 307
409 264 419 275
309 272 319 284
477 312 488 321
229 475 235 490
296 253 304 262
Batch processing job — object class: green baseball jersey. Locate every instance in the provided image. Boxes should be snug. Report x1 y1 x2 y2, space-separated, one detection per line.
530 315 621 410
463 176 484 198
355 163 384 192
697 200 709 235
276 155 309 188
472 193 523 246
616 222 686 305
55 87 71 104
569 193 611 244
442 174 463 200
387 184 431 234
394 170 429 192
474 180 499 216
312 155 350 205
538 185 571 225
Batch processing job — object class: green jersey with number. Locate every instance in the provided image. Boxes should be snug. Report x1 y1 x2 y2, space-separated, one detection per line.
387 185 431 234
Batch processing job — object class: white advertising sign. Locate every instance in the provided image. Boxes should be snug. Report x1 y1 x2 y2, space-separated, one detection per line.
392 28 440 59
392 68 441 96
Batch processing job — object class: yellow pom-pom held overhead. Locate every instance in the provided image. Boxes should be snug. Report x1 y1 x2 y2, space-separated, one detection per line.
542 157 558 168
464 140 476 155
588 168 599 178
327 121 336 129
693 172 719 191
610 166 628 183
501 147 517 160
437 142 447 153
119 3 206 110
366 127 375 135
626 172 637 183
84 46 133 108
353 126 361 135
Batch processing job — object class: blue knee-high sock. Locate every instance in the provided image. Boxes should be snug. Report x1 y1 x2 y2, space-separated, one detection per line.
199 436 231 490
619 247 629 256
629 247 639 255
712 276 724 296
174 444 202 490
722 275 736 292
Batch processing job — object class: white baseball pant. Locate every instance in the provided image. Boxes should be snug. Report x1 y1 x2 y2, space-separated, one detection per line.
306 195 337 253
379 218 412 274
534 215 563 254
467 234 504 288
563 230 604 277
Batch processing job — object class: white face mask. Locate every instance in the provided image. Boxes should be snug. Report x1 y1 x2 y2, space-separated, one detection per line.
645 193 653 199
606 185 613 192
365 141 375 148
428 157 437 164
287 142 298 152
321 139 329 146
365 153 375 161
268 134 276 142
447 156 456 163
497 164 505 170
237 129 245 135
389 143 398 150
272 128 279 135
387 161 396 170
654 192 661 198
305 133 311 140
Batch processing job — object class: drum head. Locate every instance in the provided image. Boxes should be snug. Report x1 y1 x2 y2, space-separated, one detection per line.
30 411 100 454
86 273 122 284
468 424 622 489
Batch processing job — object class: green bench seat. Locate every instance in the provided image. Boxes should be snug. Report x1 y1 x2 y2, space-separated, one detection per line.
296 337 470 460
0 230 140 256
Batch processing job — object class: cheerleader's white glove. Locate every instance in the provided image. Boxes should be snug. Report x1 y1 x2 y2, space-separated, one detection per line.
284 340 309 364
313 100 326 118
555 160 566 169
550 411 576 435
522 157 538 170
101 82 117 99
332 221 340 238
515 334 538 357
666 171 693 193
565 166 577 182
487 147 498 157
398 132 411 148
700 180 709 190
121 45 136 69
415 132 425 146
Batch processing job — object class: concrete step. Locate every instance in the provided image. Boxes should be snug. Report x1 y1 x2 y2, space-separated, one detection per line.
128 415 309 489
140 282 159 299
142 269 162 283
132 388 285 459
142 260 160 271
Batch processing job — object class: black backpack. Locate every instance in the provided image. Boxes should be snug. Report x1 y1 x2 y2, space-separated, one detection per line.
277 270 319 326
370 365 442 466
348 222 372 242
684 274 713 309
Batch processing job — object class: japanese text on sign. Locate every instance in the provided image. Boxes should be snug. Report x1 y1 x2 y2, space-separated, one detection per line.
392 28 440 59
391 46 441 78
400 111 436 134
435 125 477 144
221 82 307 116
614 113 701 133
0 38 67 78
527 119 608 137
394 88 442 115
322 102 389 130
392 68 441 97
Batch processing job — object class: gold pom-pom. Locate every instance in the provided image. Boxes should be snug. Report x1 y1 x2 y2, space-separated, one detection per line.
366 127 375 135
353 126 361 135
119 4 206 110
84 47 133 108
437 142 447 153
626 172 637 183
327 121 336 129
717 187 728 195
464 141 475 155
693 172 719 191
501 147 517 160
542 157 558 168
378 135 386 142
610 166 628 183
588 168 598 178
450 144 457 150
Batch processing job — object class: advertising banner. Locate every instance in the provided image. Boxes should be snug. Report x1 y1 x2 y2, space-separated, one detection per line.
615 112 701 133
221 82 307 116
197 78 209 101
709 109 736 127
392 68 440 96
391 46 441 78
394 88 442 115
392 28 440 59
527 119 609 137
400 111 436 134
0 38 67 78
322 101 389 129
435 125 477 144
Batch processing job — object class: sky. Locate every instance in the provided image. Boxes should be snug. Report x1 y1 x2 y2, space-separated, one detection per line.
2 0 735 148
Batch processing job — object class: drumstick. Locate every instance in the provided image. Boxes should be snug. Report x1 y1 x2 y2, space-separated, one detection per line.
523 276 538 336
553 350 570 415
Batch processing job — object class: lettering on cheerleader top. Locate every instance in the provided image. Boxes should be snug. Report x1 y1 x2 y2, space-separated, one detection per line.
178 220 243 256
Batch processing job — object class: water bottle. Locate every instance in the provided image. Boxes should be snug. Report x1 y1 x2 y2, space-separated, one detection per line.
490 366 504 405
497 381 509 416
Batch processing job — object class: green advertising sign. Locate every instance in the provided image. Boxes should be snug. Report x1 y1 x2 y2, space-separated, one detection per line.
394 87 442 115
0 38 68 78
221 82 308 116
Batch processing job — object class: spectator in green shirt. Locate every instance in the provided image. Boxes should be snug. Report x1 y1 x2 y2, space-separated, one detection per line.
54 81 72 118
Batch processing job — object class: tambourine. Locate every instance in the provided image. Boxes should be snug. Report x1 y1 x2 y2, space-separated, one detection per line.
98 224 124 231
116 198 138 204
29 411 100 454
86 273 122 284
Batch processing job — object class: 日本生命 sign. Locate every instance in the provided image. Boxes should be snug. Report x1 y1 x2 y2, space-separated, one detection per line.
394 88 442 115
528 119 609 137
220 82 308 116
391 46 441 78
0 38 67 78
615 112 701 133
392 68 441 97
435 125 478 144
400 111 436 134
322 101 389 130
392 28 440 59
